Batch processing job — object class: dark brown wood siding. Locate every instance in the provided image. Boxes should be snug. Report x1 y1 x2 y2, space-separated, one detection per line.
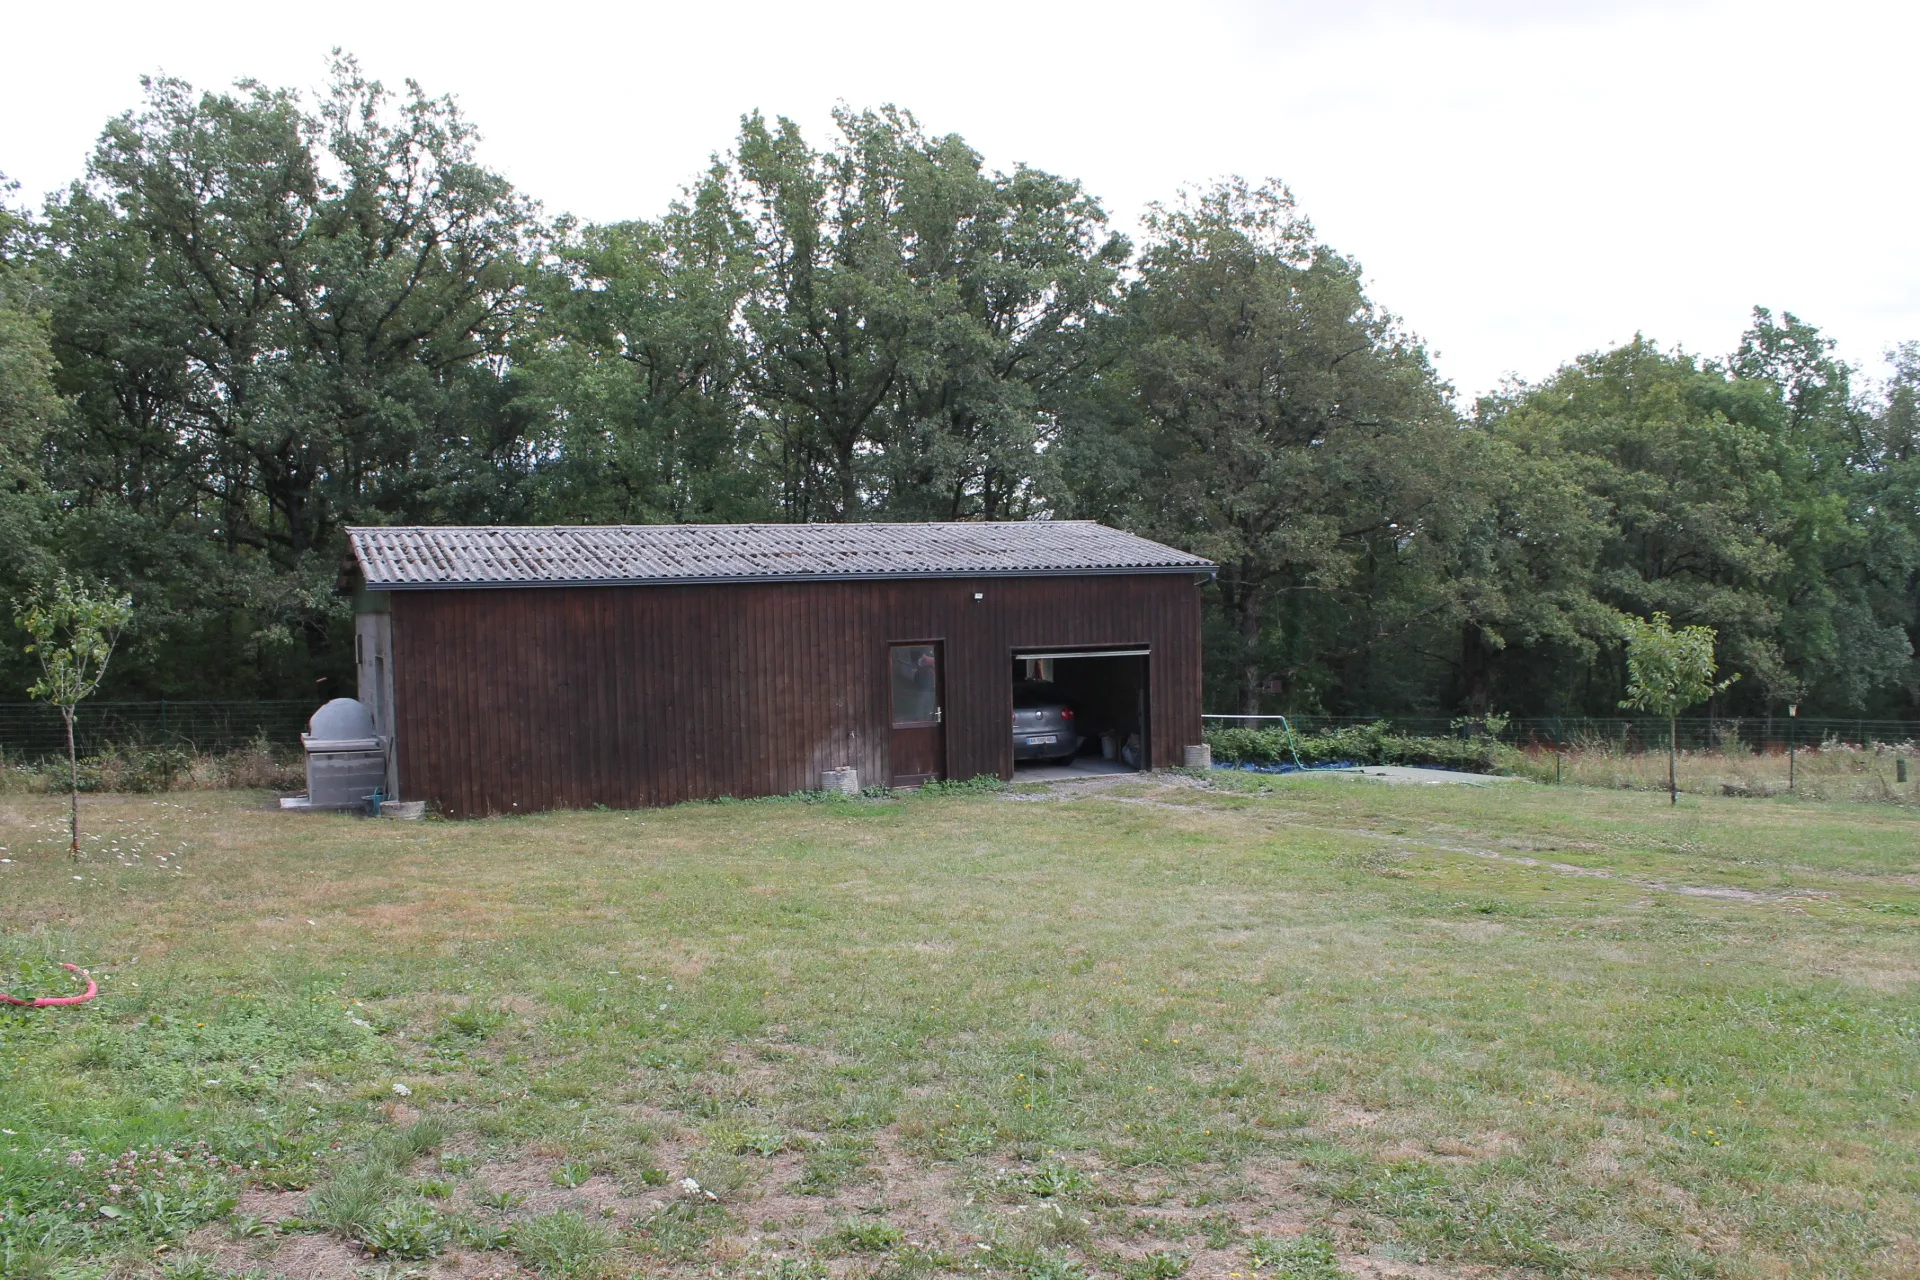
389 574 1204 817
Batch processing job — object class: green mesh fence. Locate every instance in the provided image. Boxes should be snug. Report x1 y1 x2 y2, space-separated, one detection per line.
0 701 315 763
1201 714 1920 752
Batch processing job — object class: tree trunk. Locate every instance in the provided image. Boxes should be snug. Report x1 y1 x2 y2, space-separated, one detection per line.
1669 714 1678 807
65 707 80 859
1459 621 1491 713
837 437 860 521
1237 585 1265 716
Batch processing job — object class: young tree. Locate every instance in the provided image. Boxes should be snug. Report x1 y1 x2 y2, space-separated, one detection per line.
16 573 133 857
1618 612 1737 805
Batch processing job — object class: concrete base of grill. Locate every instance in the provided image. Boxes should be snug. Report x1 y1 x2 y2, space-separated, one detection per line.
278 796 364 813
304 749 389 810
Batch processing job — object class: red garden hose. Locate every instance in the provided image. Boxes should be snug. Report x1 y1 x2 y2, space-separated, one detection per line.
0 963 98 1008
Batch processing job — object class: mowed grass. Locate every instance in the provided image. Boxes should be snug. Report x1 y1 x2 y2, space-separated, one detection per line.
2 776 1917 1279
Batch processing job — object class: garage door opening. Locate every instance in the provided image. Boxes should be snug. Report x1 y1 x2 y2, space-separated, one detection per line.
1010 648 1149 779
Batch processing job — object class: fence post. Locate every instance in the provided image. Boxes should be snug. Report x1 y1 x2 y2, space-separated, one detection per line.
1788 704 1797 790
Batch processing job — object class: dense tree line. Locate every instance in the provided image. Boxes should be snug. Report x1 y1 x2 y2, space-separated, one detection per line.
2 62 1916 719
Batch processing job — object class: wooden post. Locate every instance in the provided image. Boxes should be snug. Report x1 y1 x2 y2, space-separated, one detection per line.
1788 704 1797 791
64 706 79 859
1668 715 1678 806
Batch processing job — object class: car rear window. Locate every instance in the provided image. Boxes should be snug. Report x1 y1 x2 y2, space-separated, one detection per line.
1013 683 1062 709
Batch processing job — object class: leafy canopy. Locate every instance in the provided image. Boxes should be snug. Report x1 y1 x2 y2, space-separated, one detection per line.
1618 612 1737 719
17 571 133 711
7 60 1920 723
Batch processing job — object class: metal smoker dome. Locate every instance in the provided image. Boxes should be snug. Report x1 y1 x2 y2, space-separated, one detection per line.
305 698 380 750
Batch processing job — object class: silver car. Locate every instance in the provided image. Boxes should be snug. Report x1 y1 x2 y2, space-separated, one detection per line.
1012 682 1083 762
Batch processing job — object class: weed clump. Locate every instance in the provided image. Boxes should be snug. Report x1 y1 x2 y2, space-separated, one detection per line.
514 1208 617 1278
826 1218 904 1253
305 1119 447 1252
356 1196 453 1259
1248 1231 1342 1279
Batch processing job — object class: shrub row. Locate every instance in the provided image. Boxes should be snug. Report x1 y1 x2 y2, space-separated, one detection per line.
1204 722 1520 774
0 742 305 794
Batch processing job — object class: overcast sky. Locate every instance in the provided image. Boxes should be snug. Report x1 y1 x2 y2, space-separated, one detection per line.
4 0 1913 400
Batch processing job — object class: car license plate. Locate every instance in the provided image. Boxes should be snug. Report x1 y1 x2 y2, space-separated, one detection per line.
1026 735 1057 745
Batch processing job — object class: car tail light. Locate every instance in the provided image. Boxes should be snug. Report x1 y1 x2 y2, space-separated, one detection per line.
1061 707 1074 719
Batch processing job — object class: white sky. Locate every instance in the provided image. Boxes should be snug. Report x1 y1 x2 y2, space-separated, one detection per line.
4 0 1914 400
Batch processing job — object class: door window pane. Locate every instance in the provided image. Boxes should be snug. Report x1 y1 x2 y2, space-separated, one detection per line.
891 645 938 725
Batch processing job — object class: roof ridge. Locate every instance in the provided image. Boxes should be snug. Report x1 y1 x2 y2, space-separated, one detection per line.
343 519 1102 532
349 522 1214 590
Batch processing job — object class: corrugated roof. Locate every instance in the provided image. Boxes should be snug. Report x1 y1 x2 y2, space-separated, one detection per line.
349 522 1215 589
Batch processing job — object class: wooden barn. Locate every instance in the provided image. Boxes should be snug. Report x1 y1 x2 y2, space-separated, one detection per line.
347 522 1215 817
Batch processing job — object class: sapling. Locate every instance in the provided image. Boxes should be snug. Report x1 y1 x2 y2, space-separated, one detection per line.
1618 612 1737 806
16 573 133 858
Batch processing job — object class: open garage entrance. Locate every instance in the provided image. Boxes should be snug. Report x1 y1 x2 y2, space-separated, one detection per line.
1010 647 1150 779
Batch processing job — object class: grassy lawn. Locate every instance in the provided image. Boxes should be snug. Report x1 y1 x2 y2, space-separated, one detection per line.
2 775 1917 1280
